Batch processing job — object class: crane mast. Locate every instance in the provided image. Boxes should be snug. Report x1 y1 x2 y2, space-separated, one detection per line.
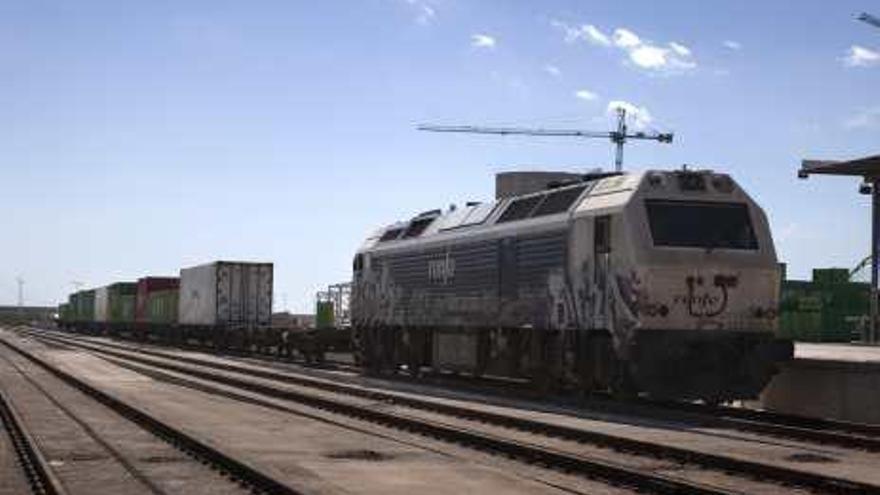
418 108 673 172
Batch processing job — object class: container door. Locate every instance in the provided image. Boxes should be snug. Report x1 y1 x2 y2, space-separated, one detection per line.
216 264 232 325
230 264 243 324
257 265 273 325
245 264 258 324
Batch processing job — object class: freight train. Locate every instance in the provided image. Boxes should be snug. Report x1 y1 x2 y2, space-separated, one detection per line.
58 261 282 350
351 169 794 401
57 261 346 360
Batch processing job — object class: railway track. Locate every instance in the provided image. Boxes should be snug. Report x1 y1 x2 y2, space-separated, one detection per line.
27 326 880 452
0 332 303 495
19 328 880 494
0 388 66 495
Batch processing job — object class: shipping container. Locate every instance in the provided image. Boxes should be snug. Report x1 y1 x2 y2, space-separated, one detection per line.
94 286 109 322
135 277 179 323
75 289 95 322
316 301 335 329
68 293 79 320
147 288 179 325
178 261 273 328
107 282 137 324
779 268 870 342
58 303 70 322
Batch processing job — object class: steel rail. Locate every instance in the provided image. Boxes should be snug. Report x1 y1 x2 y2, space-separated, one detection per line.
34 328 880 450
0 335 303 495
27 330 880 495
29 335 733 495
0 390 67 495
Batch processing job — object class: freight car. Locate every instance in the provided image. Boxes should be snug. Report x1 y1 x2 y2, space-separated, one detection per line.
351 169 794 401
57 261 276 351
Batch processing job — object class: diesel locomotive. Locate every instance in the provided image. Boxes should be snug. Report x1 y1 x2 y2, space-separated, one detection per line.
351 169 794 401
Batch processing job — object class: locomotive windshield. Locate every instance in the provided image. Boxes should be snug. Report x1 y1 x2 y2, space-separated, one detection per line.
645 200 758 250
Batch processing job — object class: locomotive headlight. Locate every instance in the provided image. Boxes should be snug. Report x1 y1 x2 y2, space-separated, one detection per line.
859 182 873 195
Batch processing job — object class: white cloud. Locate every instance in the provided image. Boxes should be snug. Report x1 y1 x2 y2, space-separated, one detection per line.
845 106 880 128
843 45 880 67
471 34 496 49
574 89 598 101
723 40 742 50
669 42 691 57
404 0 435 25
551 20 581 44
583 25 611 46
607 100 653 129
544 65 562 77
613 28 641 48
629 45 669 69
552 22 696 75
551 21 610 46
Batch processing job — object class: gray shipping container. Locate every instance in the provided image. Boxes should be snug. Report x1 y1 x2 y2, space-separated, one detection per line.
178 261 273 328
94 286 109 323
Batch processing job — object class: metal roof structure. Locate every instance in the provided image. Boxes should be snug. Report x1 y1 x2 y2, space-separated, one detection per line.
799 155 880 178
799 154 880 343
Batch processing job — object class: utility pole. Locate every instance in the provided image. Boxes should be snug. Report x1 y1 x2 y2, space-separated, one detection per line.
16 276 24 314
418 108 673 172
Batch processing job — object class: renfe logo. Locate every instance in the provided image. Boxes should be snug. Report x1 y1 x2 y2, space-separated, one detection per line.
428 252 456 284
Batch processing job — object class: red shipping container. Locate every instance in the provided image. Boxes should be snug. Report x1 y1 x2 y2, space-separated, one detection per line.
135 277 180 323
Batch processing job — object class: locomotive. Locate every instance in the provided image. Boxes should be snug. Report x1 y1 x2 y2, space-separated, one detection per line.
351 169 794 401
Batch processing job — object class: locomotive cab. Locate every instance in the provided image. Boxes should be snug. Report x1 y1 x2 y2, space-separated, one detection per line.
571 170 793 400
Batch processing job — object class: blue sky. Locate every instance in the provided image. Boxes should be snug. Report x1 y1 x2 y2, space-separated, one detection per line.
2 0 878 310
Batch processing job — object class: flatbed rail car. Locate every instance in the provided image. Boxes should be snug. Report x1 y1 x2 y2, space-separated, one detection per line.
351 169 794 402
55 261 348 361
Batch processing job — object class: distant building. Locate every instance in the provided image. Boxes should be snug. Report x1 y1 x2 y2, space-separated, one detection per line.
0 306 56 324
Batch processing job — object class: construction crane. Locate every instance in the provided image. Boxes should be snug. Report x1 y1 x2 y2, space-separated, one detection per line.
418 108 673 172
858 12 880 30
852 255 872 281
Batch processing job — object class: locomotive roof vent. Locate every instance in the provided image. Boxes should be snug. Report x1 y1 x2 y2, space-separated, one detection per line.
674 168 709 191
647 172 665 188
710 174 735 193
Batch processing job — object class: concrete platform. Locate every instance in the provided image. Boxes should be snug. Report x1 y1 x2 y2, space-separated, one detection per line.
761 343 880 424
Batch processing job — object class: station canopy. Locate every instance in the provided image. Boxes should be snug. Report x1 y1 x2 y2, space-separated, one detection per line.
801 155 880 178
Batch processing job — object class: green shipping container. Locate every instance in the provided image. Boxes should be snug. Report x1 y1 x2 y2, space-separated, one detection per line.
107 283 137 324
147 288 179 325
812 268 850 286
58 303 71 322
316 301 335 329
75 290 96 322
779 268 870 342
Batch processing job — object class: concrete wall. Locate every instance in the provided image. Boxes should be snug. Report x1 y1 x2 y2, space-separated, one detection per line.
761 359 880 424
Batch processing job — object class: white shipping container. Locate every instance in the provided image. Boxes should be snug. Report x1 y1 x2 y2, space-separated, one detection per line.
94 286 109 323
178 261 273 327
